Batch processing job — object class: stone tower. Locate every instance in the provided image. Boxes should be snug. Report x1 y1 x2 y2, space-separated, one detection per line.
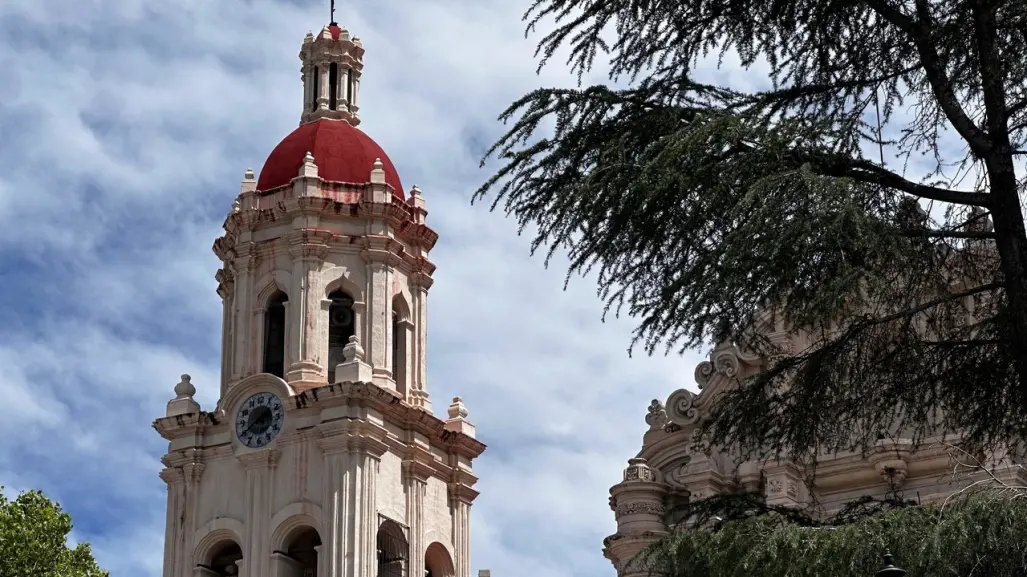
153 16 485 577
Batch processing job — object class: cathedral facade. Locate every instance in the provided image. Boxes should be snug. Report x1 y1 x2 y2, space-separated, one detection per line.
152 17 484 577
603 329 1027 577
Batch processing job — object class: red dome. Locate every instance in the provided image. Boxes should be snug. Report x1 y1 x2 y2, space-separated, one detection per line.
256 119 404 197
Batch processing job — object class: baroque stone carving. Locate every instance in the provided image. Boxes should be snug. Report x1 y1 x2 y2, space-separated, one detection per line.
664 457 693 489
623 458 654 483
666 388 700 424
767 478 784 495
615 502 666 517
645 400 668 431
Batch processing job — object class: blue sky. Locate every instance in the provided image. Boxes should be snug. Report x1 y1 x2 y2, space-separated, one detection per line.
0 1 707 576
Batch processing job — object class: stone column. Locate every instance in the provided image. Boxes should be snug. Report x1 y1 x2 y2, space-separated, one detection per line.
287 232 330 389
408 273 431 410
318 65 330 111
365 260 391 376
217 272 235 397
232 248 257 379
448 486 475 577
159 467 187 577
396 319 415 399
605 459 667 577
319 428 387 577
403 460 431 577
238 450 281 577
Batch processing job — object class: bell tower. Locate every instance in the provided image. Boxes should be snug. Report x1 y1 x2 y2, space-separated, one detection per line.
153 14 485 577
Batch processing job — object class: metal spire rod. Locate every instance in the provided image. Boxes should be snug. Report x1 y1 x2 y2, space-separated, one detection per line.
330 0 336 24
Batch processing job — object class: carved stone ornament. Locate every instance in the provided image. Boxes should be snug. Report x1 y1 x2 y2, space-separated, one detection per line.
615 501 666 517
767 478 784 495
623 458 654 483
645 399 668 431
665 456 693 489
693 342 762 389
665 388 700 425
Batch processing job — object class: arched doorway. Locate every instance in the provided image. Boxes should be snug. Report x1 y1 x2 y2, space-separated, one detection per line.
424 542 455 577
274 526 321 577
376 519 408 577
202 540 243 576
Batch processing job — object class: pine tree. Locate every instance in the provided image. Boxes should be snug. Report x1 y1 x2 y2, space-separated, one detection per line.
476 0 1027 460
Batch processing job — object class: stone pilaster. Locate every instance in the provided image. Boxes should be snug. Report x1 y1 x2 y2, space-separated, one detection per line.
159 466 186 577
287 230 330 389
403 458 432 577
217 270 235 398
448 484 476 577
409 272 432 410
319 426 388 577
238 450 281 577
232 247 257 380
365 259 391 376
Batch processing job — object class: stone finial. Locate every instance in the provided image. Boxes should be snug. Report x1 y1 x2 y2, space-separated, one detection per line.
444 395 476 438
240 167 257 194
645 399 668 431
448 396 468 419
298 151 318 178
342 335 364 363
408 184 427 220
352 36 361 45
478 571 491 577
334 335 373 383
231 197 242 214
174 374 196 398
370 158 386 185
166 374 200 417
304 30 314 42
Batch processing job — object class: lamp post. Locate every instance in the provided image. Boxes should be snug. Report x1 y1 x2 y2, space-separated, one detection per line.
876 552 907 576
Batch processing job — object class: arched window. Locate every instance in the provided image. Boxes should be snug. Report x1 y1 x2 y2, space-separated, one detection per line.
424 542 455 577
392 311 400 376
277 526 321 577
311 66 320 111
327 289 355 383
329 63 338 111
263 291 288 379
376 520 408 577
203 541 243 576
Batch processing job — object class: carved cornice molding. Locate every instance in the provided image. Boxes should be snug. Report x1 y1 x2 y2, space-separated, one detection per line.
236 449 282 470
317 419 390 458
447 482 480 506
159 467 184 485
614 501 666 518
152 412 218 441
295 381 486 460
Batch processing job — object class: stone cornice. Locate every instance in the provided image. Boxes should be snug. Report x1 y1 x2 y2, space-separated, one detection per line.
447 482 480 505
317 419 390 457
219 193 438 252
402 456 436 484
295 381 486 461
152 412 220 441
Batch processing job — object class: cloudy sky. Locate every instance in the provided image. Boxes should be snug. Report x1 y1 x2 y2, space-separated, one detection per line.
0 1 710 576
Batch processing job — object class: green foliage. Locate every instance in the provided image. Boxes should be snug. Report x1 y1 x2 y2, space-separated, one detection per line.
641 491 1027 577
477 0 1027 461
0 488 109 577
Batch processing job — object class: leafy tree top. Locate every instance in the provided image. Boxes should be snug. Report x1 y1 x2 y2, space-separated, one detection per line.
0 488 109 577
477 0 1027 461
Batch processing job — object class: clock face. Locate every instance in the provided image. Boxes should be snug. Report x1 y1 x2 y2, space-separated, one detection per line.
235 392 285 449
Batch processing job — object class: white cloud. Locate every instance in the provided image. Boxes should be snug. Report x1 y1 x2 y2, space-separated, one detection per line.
0 1 704 577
